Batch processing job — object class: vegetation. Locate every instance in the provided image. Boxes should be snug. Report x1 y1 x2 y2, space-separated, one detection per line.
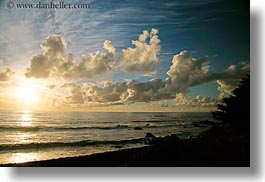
212 73 250 135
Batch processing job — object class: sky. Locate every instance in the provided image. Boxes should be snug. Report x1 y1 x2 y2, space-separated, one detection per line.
0 0 249 111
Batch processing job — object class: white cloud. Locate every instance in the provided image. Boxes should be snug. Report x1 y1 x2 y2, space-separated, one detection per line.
167 50 212 93
40 34 67 57
22 32 249 108
25 29 161 80
25 29 162 80
53 81 126 107
216 62 250 99
25 34 67 78
175 93 217 107
216 80 238 99
166 51 250 97
50 50 249 107
175 93 191 105
103 40 116 54
25 35 115 79
119 28 161 73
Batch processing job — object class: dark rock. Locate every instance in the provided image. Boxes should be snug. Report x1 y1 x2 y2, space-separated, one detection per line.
134 126 143 130
199 120 220 125
114 145 123 149
116 125 128 128
145 133 156 138
193 123 201 127
164 134 179 143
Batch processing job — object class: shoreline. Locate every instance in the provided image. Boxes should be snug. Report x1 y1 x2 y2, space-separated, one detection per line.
1 127 250 167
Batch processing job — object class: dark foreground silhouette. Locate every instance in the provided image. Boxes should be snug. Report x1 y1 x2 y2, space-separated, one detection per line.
212 73 250 136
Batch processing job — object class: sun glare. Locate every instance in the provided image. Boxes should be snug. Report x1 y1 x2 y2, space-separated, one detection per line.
17 87 38 104
16 82 39 105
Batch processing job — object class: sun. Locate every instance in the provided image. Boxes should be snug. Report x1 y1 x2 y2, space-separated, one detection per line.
16 87 38 104
16 81 39 105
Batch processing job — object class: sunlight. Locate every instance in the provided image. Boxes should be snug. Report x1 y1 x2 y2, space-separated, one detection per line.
21 113 31 121
15 81 39 105
10 152 39 164
20 111 32 127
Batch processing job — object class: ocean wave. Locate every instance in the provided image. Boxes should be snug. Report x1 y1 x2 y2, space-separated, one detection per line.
132 120 176 123
0 125 129 132
0 126 42 132
0 138 148 151
0 124 178 132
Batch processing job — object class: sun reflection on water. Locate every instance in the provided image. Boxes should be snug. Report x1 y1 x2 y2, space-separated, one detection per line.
6 110 40 164
20 110 32 127
10 152 39 164
15 110 35 143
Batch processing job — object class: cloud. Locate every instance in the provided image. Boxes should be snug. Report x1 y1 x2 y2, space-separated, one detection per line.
24 34 248 108
53 81 126 107
25 35 115 79
209 62 250 81
166 51 250 96
25 29 162 80
40 34 67 57
63 83 84 104
216 80 238 99
124 78 172 102
119 28 161 73
175 93 217 107
175 93 191 105
166 50 212 93
54 78 218 107
0 68 13 82
25 34 67 78
51 50 249 107
103 40 116 54
53 79 166 106
0 60 14 82
215 62 250 99
48 85 56 89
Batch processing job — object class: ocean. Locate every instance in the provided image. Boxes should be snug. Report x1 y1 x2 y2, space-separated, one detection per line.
0 111 215 164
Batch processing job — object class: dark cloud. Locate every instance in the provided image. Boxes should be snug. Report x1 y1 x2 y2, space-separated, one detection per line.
0 68 14 81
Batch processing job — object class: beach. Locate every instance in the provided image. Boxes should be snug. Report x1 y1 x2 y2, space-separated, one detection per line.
2 126 250 167
0 111 215 165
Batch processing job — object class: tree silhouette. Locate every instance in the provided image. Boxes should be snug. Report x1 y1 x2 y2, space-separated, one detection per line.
212 73 250 135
